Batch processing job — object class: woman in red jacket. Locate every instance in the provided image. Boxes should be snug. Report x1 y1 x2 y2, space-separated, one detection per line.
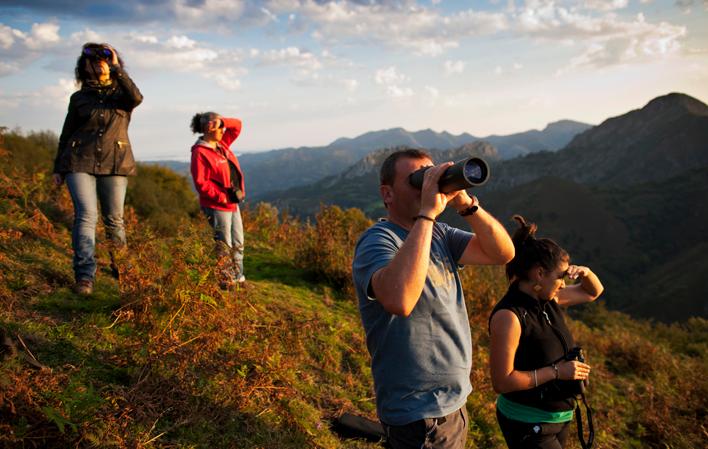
190 112 246 288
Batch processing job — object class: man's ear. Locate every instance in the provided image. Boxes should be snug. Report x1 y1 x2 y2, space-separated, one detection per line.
380 185 393 208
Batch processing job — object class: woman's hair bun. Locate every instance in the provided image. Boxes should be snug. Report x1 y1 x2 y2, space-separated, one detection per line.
511 214 537 247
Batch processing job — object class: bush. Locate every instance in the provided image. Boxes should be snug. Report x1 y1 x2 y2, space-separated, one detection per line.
295 205 372 293
126 163 200 235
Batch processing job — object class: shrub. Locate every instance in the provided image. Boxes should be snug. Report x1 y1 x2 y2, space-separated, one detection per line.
294 205 372 293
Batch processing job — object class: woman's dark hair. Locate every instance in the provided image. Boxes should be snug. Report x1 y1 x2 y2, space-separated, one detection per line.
506 215 569 281
190 112 220 134
74 42 125 86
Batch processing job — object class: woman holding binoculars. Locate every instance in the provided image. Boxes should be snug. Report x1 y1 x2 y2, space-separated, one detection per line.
489 215 603 449
189 112 246 289
53 43 143 295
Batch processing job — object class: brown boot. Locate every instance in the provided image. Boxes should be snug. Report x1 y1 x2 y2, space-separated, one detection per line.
72 279 94 295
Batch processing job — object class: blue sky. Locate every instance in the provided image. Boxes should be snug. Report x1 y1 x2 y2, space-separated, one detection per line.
1 0 706 160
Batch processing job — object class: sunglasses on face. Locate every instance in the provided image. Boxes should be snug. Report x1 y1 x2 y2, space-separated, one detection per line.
83 46 112 60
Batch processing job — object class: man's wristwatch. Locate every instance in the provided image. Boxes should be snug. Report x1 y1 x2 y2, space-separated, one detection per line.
458 195 479 217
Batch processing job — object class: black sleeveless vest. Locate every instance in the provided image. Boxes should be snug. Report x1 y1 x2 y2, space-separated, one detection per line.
490 283 577 412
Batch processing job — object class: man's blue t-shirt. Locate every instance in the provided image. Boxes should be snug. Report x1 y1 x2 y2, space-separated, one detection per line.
352 220 474 426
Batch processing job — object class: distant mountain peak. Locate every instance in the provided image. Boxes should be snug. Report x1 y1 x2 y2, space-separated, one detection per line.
566 92 708 152
542 119 592 132
643 92 708 116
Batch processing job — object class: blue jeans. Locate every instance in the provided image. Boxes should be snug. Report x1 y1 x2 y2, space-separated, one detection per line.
202 207 244 279
65 173 128 281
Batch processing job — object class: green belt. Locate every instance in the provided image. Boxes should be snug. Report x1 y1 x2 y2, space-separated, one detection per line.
496 394 574 424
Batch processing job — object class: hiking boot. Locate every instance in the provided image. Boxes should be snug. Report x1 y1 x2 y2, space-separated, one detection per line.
236 274 246 284
72 279 94 295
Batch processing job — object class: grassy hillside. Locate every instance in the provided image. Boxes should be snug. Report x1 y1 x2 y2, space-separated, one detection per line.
1 130 706 448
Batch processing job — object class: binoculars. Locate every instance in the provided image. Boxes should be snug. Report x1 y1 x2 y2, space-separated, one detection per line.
409 157 489 193
83 45 112 60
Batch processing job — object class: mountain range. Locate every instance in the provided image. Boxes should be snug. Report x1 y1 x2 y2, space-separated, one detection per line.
147 120 591 198
259 92 708 322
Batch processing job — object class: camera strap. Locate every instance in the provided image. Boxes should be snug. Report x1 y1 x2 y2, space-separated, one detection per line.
542 303 595 449
575 392 595 449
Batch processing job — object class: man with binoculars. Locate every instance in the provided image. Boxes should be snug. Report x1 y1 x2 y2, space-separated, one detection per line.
353 149 514 449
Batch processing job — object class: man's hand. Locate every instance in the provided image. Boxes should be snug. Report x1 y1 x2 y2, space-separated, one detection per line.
52 174 63 186
449 189 474 212
418 162 460 218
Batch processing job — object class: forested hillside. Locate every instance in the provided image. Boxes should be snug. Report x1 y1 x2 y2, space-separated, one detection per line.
0 129 706 448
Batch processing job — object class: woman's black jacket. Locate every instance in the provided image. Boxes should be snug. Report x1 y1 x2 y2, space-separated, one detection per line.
54 65 143 176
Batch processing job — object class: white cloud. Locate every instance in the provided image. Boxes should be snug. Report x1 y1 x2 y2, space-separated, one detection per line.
444 60 465 75
582 0 629 11
557 13 686 73
69 28 103 45
0 24 20 50
0 21 62 76
129 34 159 44
39 78 76 106
510 2 688 72
375 66 408 85
272 2 507 56
166 35 196 49
173 0 248 25
386 85 414 98
25 22 60 49
374 66 413 98
257 46 322 73
204 69 242 91
0 77 75 110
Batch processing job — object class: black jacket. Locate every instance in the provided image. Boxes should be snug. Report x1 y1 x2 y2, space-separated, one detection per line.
54 65 143 176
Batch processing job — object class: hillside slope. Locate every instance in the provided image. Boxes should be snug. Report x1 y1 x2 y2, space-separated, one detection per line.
1 130 706 448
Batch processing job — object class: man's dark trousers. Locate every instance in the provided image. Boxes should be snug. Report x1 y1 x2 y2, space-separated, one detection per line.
382 406 468 449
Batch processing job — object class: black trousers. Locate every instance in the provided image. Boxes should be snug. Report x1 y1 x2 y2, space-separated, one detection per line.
497 409 571 449
382 406 468 449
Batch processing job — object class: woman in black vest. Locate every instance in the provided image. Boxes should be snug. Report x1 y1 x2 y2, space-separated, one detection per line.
53 43 143 295
489 215 603 449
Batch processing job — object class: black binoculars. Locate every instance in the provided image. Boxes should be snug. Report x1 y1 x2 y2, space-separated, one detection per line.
83 45 112 60
566 347 585 363
409 157 489 193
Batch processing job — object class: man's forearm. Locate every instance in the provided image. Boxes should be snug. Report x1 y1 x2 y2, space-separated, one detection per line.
460 206 515 265
372 219 434 316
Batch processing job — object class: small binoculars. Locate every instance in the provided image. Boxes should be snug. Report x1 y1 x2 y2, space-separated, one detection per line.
83 45 112 60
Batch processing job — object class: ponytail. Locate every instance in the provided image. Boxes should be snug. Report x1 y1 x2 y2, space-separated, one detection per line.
506 215 569 281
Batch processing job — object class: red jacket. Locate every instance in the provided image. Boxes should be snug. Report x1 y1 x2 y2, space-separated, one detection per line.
190 117 245 211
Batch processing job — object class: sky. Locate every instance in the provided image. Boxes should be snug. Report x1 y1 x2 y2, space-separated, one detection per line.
1 0 707 160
